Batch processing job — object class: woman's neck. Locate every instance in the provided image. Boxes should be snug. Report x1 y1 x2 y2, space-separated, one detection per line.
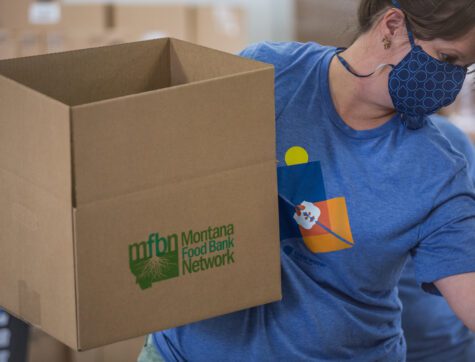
328 37 397 131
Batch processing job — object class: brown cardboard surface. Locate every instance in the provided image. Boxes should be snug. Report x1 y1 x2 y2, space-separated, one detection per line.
71 43 273 204
0 73 77 347
74 160 280 348
0 37 281 350
0 38 170 106
114 5 195 42
0 75 71 200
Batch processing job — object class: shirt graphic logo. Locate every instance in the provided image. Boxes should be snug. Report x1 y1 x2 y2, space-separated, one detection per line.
278 146 355 253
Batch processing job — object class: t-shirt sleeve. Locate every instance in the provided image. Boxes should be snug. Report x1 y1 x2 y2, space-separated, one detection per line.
430 115 475 183
237 41 308 120
236 42 262 59
412 165 475 295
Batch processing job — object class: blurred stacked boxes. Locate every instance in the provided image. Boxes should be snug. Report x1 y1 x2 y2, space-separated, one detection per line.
295 0 359 47
0 0 249 60
0 0 112 58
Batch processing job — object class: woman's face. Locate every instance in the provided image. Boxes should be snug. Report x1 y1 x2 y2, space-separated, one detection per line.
376 23 475 113
419 27 475 70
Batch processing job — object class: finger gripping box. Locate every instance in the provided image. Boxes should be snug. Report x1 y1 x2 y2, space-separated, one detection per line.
0 38 281 350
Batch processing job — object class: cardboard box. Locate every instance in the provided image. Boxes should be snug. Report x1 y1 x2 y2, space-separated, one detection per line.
0 37 281 351
195 6 248 54
0 1 110 31
114 5 195 42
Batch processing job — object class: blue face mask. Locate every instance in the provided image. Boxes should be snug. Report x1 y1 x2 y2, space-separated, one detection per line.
336 0 470 130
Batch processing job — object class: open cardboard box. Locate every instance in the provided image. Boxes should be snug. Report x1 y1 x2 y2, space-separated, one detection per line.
0 37 281 350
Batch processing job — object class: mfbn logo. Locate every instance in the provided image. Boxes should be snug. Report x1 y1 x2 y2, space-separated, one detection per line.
129 233 179 290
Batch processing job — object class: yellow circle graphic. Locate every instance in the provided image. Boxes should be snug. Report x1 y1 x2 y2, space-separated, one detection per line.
285 146 309 166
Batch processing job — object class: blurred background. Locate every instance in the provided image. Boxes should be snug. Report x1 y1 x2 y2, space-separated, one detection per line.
0 0 473 138
0 1 473 362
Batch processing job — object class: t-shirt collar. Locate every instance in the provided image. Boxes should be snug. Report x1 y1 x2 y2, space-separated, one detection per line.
320 47 401 140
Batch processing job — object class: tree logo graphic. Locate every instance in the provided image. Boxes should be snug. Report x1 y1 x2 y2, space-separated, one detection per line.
129 233 179 290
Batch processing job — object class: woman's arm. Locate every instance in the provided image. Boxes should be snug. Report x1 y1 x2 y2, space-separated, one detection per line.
436 273 475 331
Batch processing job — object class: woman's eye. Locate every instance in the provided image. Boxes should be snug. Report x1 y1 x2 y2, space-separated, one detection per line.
439 53 458 64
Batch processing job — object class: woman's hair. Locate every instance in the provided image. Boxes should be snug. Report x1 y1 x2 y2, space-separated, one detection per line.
357 0 475 40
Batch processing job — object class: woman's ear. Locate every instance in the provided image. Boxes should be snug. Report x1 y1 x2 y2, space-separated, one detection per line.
380 8 406 39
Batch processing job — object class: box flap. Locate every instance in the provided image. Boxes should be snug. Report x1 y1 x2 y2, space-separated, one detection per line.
0 75 71 204
0 70 77 348
0 38 271 108
71 64 275 205
169 38 270 86
0 38 171 106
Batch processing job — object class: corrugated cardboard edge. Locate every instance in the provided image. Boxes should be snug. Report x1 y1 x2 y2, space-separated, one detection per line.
72 207 81 351
70 105 81 351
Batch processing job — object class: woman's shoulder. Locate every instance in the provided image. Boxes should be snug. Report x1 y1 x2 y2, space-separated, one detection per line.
414 116 472 175
430 115 475 161
238 41 334 71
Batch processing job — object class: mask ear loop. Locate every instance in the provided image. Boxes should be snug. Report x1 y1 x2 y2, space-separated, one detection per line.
335 48 395 78
391 0 416 48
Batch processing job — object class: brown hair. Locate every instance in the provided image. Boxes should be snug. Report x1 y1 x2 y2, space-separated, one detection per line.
357 0 475 40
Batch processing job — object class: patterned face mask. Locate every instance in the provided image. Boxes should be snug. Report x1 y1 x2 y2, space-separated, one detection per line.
335 0 471 130
388 0 468 129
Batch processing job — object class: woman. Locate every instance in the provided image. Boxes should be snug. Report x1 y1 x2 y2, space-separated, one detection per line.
139 0 475 360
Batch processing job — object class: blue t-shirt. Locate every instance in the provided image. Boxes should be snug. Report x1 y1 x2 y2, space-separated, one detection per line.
153 41 475 362
399 115 475 362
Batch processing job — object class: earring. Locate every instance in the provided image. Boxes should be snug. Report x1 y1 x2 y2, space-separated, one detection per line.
382 36 392 50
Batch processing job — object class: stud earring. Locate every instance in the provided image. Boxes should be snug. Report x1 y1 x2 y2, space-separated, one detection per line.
383 36 392 50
